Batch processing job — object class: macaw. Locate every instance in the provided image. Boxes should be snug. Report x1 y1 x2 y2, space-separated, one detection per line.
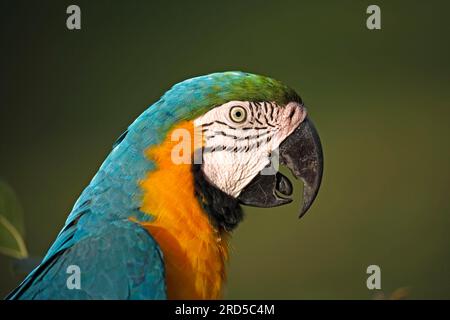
6 71 323 300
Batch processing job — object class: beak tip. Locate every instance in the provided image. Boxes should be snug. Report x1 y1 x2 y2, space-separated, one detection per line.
298 200 314 218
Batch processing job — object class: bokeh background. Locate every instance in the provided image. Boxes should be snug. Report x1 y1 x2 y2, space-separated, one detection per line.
1 0 449 299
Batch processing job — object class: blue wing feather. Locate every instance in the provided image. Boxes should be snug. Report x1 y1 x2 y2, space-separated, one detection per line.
7 218 166 300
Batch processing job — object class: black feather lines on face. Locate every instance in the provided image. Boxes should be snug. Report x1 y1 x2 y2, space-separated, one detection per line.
201 101 277 155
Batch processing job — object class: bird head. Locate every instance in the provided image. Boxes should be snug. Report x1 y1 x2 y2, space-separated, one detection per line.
130 71 323 232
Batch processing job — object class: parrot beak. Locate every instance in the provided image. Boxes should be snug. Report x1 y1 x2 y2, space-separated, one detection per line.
238 117 323 218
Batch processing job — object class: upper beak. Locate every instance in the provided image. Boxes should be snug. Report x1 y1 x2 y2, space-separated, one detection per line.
238 117 323 218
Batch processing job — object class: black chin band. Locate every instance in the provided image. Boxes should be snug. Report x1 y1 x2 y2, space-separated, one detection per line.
192 163 244 232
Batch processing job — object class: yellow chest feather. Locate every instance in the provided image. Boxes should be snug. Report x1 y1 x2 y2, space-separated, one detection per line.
139 121 228 299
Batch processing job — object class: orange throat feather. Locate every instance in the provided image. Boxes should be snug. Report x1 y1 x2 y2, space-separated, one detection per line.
139 121 229 299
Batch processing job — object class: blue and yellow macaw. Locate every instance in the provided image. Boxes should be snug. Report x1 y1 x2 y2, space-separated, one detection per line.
6 72 323 300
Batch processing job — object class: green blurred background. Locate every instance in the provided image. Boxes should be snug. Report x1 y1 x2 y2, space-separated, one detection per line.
1 0 449 299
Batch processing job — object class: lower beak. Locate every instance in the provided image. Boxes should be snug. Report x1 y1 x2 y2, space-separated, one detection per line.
238 117 323 218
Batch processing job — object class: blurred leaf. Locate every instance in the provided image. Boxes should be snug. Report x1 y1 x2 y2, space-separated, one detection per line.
389 287 411 300
371 287 412 300
0 180 28 259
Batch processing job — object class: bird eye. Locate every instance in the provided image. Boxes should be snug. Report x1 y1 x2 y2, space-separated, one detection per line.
229 106 247 123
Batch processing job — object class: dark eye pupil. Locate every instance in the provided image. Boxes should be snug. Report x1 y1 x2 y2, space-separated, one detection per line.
235 111 242 117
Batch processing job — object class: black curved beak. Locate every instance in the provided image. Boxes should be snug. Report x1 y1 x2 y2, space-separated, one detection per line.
238 117 323 218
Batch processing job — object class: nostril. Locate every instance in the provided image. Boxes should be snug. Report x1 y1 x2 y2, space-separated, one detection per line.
295 104 307 124
287 107 296 121
284 102 306 125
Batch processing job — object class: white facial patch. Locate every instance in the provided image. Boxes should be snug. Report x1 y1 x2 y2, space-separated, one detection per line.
194 100 306 198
